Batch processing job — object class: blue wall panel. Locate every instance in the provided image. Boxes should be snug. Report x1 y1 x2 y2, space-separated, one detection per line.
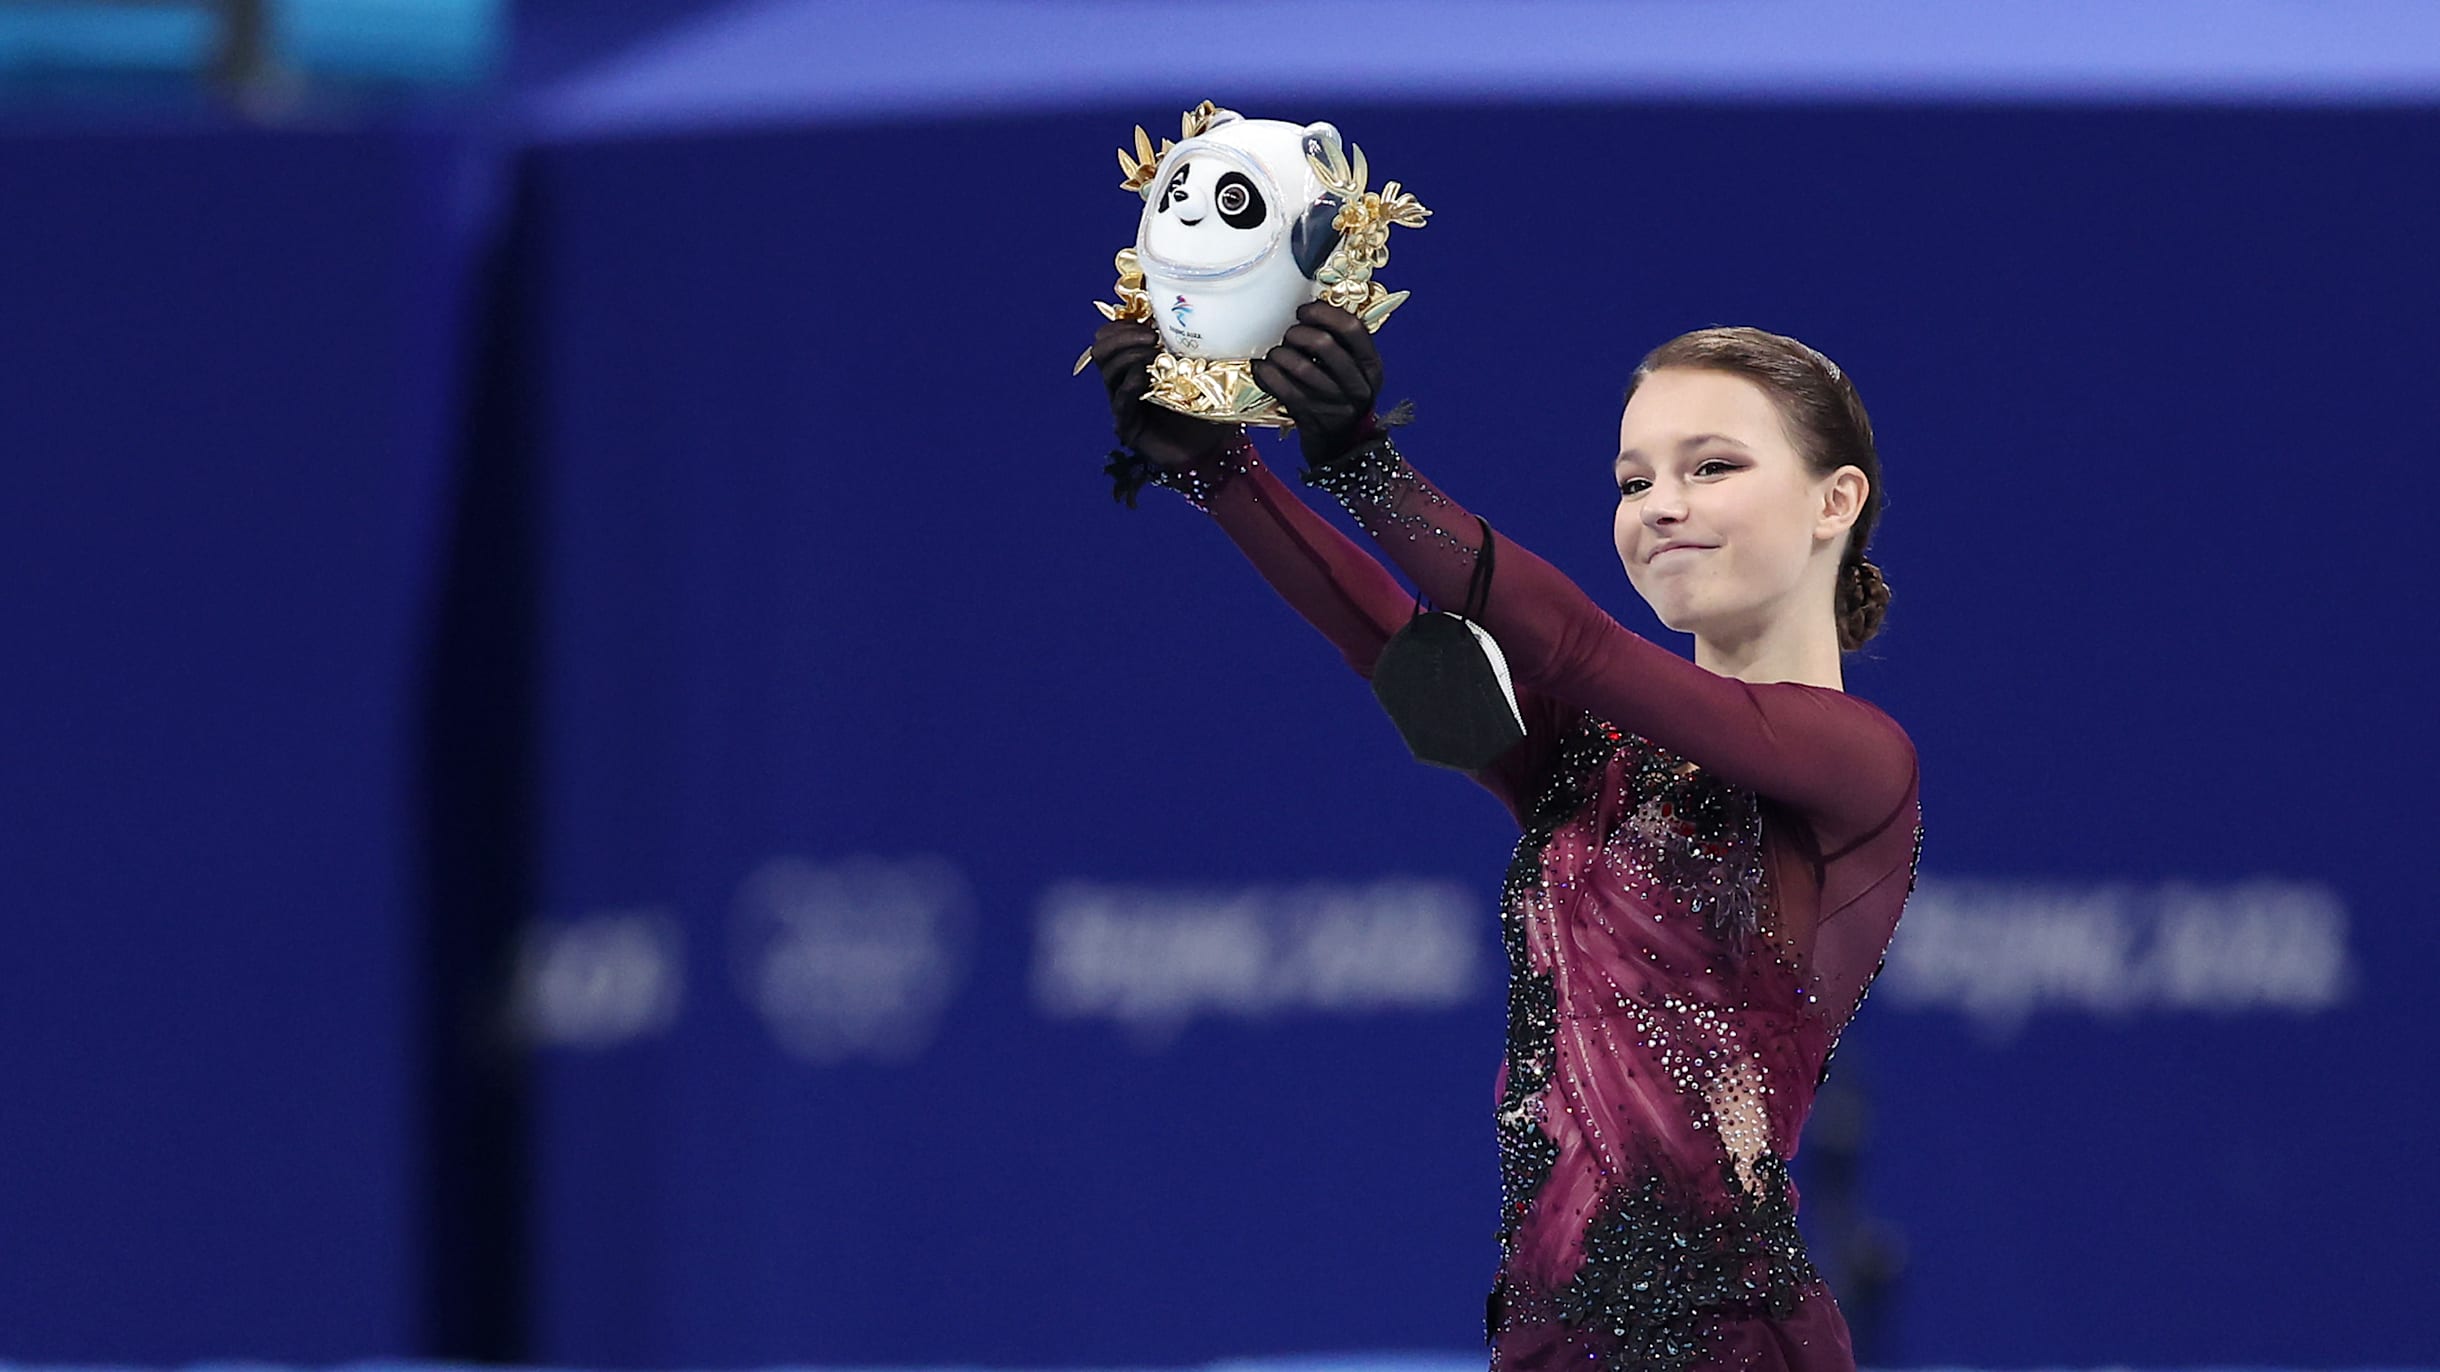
0 126 470 1360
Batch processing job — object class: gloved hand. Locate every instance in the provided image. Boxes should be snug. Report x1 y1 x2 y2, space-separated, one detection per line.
1089 319 1239 469
1251 301 1384 468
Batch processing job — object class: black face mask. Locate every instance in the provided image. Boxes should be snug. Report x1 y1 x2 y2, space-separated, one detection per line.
1369 515 1526 772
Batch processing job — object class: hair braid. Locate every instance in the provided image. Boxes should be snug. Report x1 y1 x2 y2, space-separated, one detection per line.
1836 554 1891 654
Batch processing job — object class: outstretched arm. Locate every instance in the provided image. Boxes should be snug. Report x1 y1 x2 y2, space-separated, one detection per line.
1147 433 1566 824
1161 434 1412 677
1251 306 1914 843
1089 320 1556 821
1088 319 1417 675
1311 435 1911 837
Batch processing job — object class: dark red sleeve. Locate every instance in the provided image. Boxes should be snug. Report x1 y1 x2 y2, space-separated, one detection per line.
1156 432 1561 825
1297 434 1914 848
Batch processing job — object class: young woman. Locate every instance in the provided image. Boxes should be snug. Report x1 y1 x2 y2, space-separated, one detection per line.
1088 302 1922 1372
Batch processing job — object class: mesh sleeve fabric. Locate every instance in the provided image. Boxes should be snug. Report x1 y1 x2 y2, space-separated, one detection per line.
1301 434 1916 852
1145 432 1564 824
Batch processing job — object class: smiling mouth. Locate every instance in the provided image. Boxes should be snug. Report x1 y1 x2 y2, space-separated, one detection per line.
1178 215 1204 225
1651 546 1713 562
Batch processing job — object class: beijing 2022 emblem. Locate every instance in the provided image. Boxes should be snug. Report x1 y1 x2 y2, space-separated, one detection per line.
1073 100 1430 429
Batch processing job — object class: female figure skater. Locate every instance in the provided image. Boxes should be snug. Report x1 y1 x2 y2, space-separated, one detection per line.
1087 302 1921 1372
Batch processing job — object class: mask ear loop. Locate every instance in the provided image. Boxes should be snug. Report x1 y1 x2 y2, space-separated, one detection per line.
1409 514 1495 620
1462 515 1495 622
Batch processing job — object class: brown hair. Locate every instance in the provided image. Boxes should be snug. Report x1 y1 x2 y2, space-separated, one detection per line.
1624 326 1892 653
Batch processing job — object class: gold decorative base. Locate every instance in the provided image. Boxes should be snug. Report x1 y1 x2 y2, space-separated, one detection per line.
1143 355 1292 427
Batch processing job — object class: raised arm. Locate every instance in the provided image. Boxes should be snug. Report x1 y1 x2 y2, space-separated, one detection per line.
1089 319 1557 821
1089 319 1418 674
1310 434 1912 836
1141 433 1568 824
1144 434 1411 676
1250 306 1914 843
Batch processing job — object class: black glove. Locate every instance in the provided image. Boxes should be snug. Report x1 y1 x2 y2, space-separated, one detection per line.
1089 319 1238 470
1251 301 1385 468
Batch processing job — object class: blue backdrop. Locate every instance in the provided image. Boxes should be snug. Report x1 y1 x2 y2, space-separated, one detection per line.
499 101 2440 1366
5 12 2439 1370
0 122 476 1359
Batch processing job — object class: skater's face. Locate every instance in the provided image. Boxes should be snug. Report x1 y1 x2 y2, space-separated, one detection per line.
1612 368 1861 642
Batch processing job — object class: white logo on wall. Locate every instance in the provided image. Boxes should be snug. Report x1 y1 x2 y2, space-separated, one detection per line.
732 854 974 1065
1032 877 1486 1050
1879 874 2356 1045
510 907 685 1049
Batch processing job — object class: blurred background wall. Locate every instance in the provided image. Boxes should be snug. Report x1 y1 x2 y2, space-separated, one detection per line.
2 2 2435 1368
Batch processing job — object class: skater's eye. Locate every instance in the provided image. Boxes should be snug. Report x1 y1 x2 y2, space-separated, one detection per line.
1618 460 1736 496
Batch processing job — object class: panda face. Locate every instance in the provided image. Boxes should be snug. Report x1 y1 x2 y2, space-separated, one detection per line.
1141 149 1277 273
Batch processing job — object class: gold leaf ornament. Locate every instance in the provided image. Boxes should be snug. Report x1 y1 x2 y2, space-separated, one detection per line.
1116 126 1173 195
1075 248 1155 374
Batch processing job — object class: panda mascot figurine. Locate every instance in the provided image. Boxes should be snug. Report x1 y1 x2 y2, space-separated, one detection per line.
1134 111 1349 360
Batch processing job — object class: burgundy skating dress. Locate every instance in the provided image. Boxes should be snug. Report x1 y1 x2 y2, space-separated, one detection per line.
1141 430 1924 1372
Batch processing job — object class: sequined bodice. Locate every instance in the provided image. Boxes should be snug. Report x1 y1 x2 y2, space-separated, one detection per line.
1487 711 1845 1366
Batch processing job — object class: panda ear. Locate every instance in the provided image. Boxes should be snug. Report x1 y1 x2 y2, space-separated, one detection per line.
1290 199 1343 279
1293 123 1350 278
1301 122 1346 172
